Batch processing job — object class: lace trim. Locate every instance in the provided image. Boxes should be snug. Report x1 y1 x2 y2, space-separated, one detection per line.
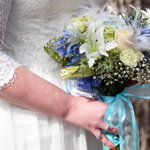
0 50 21 90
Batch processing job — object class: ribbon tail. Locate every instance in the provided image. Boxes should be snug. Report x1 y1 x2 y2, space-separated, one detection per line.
104 96 127 150
119 100 126 150
122 96 140 150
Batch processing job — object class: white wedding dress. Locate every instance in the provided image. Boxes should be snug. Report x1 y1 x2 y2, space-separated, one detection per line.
0 0 105 150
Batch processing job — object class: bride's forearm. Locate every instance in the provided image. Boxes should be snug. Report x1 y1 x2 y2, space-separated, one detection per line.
0 67 117 149
0 67 72 119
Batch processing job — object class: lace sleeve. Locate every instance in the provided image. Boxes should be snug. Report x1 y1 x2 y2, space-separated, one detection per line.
0 50 21 89
0 0 21 90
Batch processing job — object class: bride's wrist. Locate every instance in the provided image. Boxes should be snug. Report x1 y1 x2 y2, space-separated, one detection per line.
64 96 79 124
64 96 84 128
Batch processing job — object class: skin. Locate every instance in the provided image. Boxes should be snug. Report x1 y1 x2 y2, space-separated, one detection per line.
0 67 118 150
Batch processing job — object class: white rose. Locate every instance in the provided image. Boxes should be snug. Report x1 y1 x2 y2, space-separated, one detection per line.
120 49 144 68
115 30 134 50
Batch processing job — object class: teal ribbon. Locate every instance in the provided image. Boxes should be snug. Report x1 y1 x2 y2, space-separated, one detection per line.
67 81 150 150
101 84 150 150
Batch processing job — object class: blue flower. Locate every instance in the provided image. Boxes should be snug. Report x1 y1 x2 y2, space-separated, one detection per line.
57 39 65 45
55 30 83 65
56 45 66 58
55 30 76 58
141 28 150 35
92 78 101 88
66 45 80 57
76 77 101 92
67 57 80 66
63 30 73 39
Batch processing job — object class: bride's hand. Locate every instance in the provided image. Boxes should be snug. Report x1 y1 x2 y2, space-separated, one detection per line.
0 66 117 149
65 96 118 150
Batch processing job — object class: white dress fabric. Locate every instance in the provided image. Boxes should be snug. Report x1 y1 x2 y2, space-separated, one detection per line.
0 0 105 149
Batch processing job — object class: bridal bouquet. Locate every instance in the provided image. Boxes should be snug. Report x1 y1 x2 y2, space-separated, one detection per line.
44 6 150 150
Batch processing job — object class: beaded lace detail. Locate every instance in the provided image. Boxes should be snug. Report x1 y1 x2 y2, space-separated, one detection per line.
0 50 20 89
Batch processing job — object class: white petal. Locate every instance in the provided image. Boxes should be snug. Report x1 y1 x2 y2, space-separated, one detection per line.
79 44 87 54
141 10 149 18
146 9 150 17
88 58 96 68
97 27 105 52
87 52 99 58
88 22 96 33
99 51 109 57
95 27 104 41
105 41 118 51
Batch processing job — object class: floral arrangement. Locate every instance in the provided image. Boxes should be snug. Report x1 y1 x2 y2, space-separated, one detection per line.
44 5 150 150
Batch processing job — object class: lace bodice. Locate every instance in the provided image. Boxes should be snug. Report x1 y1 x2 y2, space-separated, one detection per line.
0 0 11 41
0 0 105 88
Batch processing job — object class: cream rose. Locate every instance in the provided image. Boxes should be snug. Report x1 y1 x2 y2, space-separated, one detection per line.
115 30 134 50
120 49 144 68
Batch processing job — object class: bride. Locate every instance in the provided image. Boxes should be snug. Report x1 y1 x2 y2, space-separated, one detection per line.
0 0 117 150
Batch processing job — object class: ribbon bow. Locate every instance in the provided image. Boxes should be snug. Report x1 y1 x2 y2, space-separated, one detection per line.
101 84 150 150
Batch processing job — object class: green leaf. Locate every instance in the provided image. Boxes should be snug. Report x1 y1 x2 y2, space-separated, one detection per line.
60 65 95 79
44 42 69 66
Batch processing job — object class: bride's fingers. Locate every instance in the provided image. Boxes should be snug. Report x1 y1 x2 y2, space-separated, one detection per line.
99 134 116 150
99 121 119 135
92 129 116 150
107 127 119 135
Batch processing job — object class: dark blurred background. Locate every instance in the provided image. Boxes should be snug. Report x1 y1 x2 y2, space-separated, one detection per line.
106 0 150 149
108 0 150 12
